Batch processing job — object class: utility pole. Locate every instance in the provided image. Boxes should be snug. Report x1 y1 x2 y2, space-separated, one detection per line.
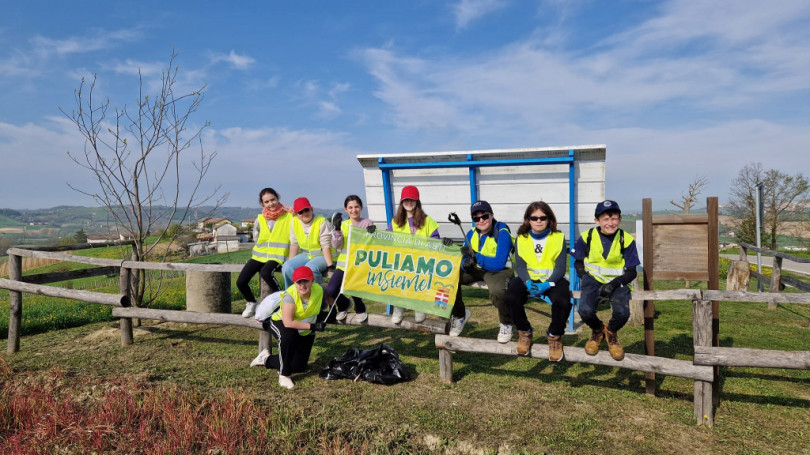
755 182 764 292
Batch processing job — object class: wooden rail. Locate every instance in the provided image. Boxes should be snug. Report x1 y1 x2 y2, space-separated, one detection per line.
4 245 810 428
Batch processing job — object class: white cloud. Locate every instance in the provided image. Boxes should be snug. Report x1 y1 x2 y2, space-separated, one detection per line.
453 0 508 30
209 50 256 70
361 1 810 134
30 28 142 57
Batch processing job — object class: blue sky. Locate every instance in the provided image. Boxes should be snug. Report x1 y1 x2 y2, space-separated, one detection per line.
1 0 809 212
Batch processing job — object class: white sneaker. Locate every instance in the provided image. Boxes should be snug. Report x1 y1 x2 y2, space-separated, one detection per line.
242 302 257 318
414 311 426 323
336 310 348 321
497 323 514 343
278 375 294 389
449 309 472 337
391 306 404 324
250 349 270 367
356 312 368 323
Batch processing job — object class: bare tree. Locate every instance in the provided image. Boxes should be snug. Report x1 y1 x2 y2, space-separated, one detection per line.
671 175 709 214
728 162 809 250
60 50 226 306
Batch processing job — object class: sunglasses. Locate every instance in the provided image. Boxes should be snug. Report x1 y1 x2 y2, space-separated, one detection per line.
297 208 311 215
471 213 492 222
529 216 548 222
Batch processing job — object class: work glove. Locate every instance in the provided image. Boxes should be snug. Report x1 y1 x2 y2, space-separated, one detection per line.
525 280 541 299
310 322 326 332
536 281 551 294
326 264 336 273
330 212 343 230
366 225 376 234
598 279 621 301
442 237 454 246
460 246 477 269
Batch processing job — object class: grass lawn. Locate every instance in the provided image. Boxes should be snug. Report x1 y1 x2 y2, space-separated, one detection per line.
1 251 809 453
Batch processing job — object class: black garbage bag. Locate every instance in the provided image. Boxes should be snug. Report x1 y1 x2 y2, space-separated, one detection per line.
319 344 410 385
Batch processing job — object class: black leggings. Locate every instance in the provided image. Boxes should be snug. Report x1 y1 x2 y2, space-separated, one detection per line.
236 259 281 303
325 268 366 313
505 277 572 337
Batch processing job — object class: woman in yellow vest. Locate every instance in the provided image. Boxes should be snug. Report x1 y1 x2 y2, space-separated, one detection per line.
281 197 336 289
238 188 292 318
250 266 326 389
385 186 457 326
328 195 374 322
504 201 572 361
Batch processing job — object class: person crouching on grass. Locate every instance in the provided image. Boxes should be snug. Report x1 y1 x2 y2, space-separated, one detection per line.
572 200 640 361
504 201 571 360
250 266 327 389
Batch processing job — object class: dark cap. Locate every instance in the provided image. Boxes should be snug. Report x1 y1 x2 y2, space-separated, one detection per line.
470 200 492 215
594 200 621 217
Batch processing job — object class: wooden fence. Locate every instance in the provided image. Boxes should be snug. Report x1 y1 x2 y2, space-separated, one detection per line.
3 245 809 427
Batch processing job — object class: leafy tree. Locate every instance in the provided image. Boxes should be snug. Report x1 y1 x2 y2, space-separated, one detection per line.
728 162 809 250
60 50 226 306
671 175 708 214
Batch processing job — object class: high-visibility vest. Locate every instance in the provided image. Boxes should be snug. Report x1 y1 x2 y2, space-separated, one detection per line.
335 219 353 271
583 228 634 288
271 283 324 335
251 212 292 263
470 221 514 269
516 231 565 281
292 216 337 260
392 216 439 238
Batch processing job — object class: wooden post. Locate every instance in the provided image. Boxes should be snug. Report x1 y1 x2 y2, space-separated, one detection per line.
693 299 713 426
7 253 22 354
119 268 134 346
642 198 656 395
707 197 720 407
439 348 453 384
769 257 783 309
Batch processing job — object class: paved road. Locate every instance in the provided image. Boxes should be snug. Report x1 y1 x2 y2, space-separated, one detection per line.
720 254 810 276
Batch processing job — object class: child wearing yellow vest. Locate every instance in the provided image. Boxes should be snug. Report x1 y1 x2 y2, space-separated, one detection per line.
504 201 571 361
250 266 327 389
573 200 640 361
328 195 374 322
281 197 336 289
238 188 292 318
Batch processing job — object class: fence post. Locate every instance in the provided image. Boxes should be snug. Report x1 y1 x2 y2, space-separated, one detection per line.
7 253 22 354
439 348 453 384
693 299 714 426
768 257 783 309
119 267 134 346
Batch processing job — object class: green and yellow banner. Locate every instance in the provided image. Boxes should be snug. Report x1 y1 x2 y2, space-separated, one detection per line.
340 226 461 318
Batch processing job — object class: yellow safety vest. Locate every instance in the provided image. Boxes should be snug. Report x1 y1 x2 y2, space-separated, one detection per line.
516 231 565 281
335 219 353 271
271 283 324 335
392 216 439 238
470 223 514 269
251 212 292 263
583 228 634 288
292 216 337 260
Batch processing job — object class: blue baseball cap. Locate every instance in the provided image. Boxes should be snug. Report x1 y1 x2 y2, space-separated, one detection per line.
595 200 621 217
470 200 492 215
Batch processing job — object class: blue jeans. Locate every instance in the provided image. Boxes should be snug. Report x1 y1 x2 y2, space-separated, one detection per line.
281 254 327 288
577 273 631 333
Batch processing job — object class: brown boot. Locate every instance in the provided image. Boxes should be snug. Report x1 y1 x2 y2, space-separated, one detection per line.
547 335 563 362
584 325 605 356
516 330 533 356
605 328 625 361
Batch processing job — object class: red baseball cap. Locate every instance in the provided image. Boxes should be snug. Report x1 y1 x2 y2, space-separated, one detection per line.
292 266 314 283
293 197 313 213
400 185 420 201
